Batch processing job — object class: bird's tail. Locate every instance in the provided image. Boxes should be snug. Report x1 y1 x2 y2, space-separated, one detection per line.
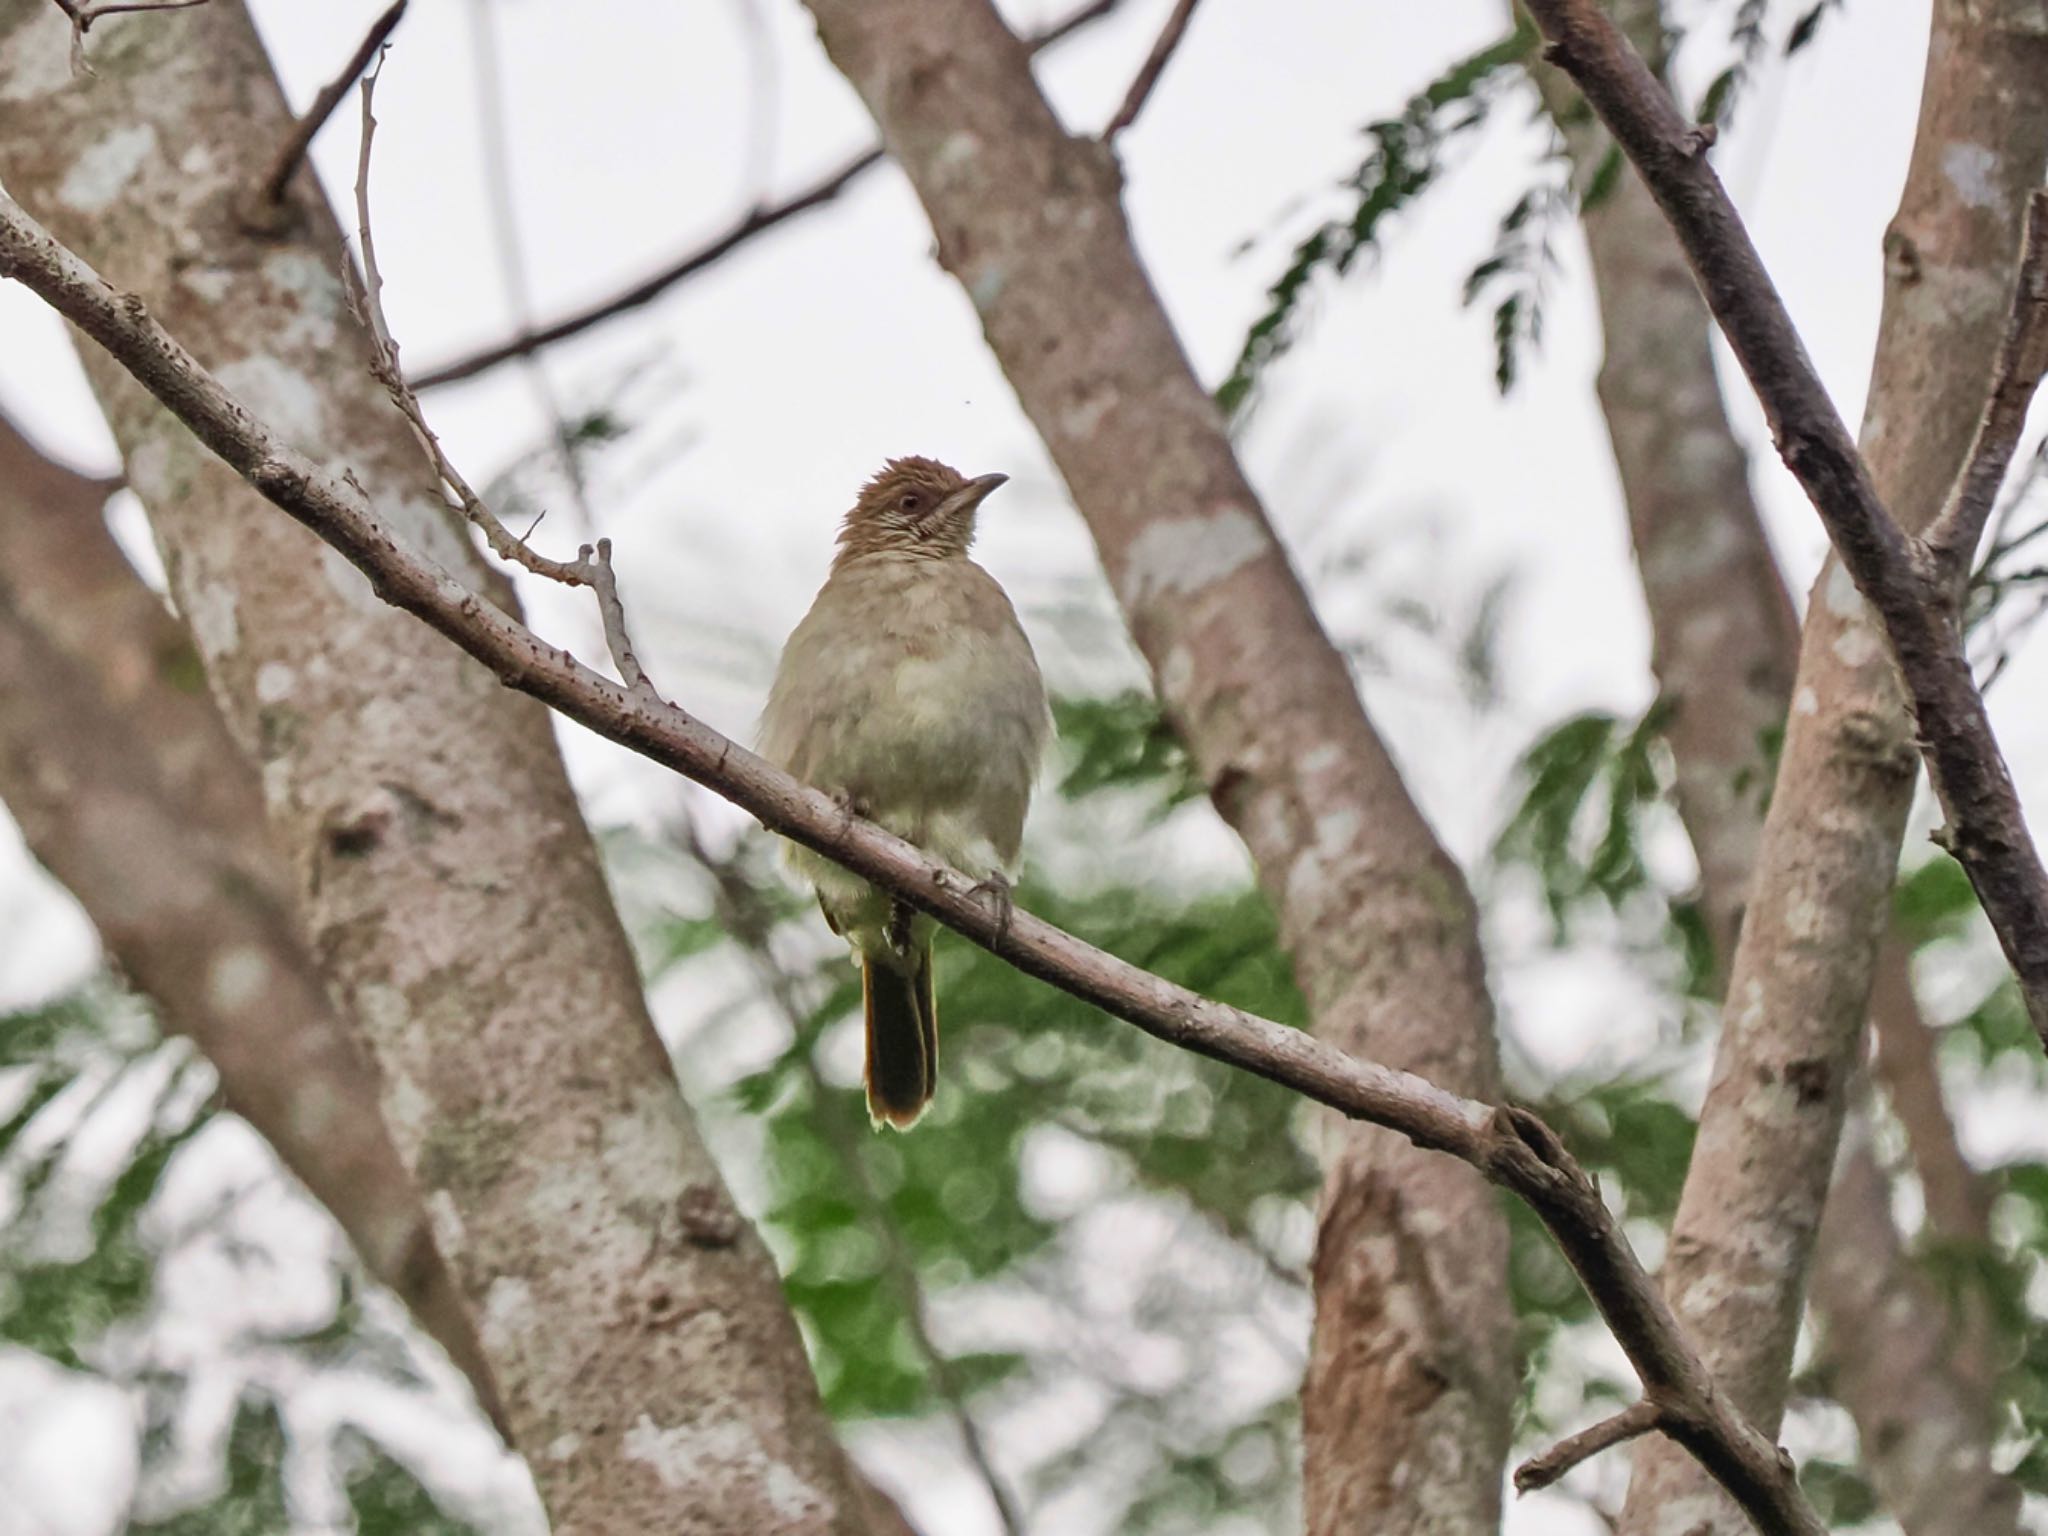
863 940 937 1129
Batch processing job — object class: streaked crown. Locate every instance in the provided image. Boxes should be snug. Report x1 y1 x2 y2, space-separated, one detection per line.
836 456 1005 564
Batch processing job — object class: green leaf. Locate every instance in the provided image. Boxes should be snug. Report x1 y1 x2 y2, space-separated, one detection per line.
1784 0 1844 57
1218 21 1536 418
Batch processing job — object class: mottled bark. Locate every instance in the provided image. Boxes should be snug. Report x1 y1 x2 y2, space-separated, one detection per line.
791 1 1514 1527
1533 4 2024 1524
0 175 1829 1536
0 416 504 1424
1580 3 2048 1530
0 6 866 1531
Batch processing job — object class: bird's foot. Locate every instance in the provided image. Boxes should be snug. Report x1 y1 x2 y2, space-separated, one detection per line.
828 787 872 828
968 871 1015 950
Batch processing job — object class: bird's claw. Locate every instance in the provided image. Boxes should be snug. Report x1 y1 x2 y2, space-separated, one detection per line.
969 872 1015 950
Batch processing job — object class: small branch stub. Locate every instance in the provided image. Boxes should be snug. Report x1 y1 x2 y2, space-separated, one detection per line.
1516 1399 1667 1494
1102 0 1201 140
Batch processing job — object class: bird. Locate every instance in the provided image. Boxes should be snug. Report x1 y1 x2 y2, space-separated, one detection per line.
759 457 1051 1129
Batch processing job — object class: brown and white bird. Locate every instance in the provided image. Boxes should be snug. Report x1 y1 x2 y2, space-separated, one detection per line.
759 457 1051 1128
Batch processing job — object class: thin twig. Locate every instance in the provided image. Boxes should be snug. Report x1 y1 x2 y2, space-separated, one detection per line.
49 0 208 74
410 0 1131 390
1925 191 2048 577
0 191 1826 1536
1102 0 1201 139
1515 1399 1667 1494
1522 0 2048 1050
254 0 407 209
341 61 660 704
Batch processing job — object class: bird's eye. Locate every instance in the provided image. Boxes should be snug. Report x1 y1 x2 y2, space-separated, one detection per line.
899 492 923 514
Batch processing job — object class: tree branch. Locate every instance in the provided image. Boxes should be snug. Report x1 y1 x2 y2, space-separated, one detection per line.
1101 0 1200 139
1515 1398 1665 1495
1924 192 2048 576
1521 0 2048 1049
409 0 1127 391
1529 8 2021 1526
250 0 406 211
0 188 1822 1536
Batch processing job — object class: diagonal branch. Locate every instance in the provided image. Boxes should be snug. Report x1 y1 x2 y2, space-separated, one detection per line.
409 0 1128 390
1522 0 2048 1049
251 0 407 211
0 414 505 1433
0 186 1823 1536
1101 0 1201 139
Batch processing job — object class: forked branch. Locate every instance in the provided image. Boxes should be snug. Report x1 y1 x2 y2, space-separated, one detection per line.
1522 0 2048 1048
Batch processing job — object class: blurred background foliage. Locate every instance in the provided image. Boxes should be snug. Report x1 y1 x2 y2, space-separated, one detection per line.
9 595 2048 1532
8 2 2048 1532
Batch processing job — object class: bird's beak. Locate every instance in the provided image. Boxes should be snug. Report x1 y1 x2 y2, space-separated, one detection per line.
937 471 1009 523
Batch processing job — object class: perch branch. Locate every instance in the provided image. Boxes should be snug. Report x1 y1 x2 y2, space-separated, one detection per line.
0 187 1822 1536
1521 0 2048 1048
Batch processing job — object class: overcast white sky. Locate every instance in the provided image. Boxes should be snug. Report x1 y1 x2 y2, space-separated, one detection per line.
1 0 2036 1532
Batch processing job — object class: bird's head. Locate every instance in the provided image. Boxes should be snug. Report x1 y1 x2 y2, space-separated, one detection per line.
834 456 1008 565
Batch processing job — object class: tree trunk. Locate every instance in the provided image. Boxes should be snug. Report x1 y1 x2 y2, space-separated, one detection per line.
793 1 1517 1527
0 415 505 1427
1530 1 2023 1518
0 6 866 1530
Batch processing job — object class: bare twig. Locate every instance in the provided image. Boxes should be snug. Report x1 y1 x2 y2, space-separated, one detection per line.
49 0 208 72
253 0 407 210
1102 0 1201 139
1522 0 2048 1049
1516 1399 1666 1495
0 190 1824 1536
1925 192 2048 577
342 64 660 703
409 0 1130 390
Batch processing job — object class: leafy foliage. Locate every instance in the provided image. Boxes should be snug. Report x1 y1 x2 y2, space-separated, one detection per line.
0 989 491 1535
1462 172 1571 394
1217 21 1536 418
1694 0 1769 128
1492 704 1711 992
1050 690 1204 812
1784 0 1847 58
